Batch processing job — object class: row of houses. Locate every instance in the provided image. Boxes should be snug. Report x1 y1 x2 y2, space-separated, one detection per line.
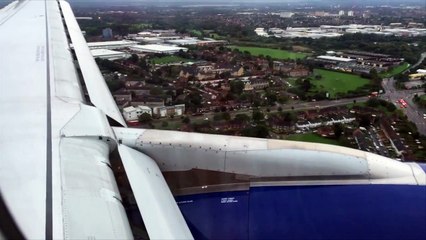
122 104 186 122
295 117 356 129
179 63 245 81
272 61 311 77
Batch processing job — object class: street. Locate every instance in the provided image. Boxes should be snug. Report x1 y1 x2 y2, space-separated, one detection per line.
381 78 426 136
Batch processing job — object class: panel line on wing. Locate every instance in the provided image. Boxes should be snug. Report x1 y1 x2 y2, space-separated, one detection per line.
44 0 53 239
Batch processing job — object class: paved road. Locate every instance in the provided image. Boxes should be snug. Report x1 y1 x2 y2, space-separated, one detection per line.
405 52 426 73
381 78 426 136
188 96 369 123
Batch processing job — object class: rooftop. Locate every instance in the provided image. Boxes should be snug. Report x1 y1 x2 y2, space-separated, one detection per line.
130 44 187 53
86 40 138 48
90 48 125 56
317 55 356 62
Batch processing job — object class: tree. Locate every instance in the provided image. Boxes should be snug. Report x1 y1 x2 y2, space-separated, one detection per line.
150 87 163 96
265 91 277 106
386 103 396 112
369 68 379 82
161 121 169 127
242 125 269 138
333 123 344 138
213 113 223 121
129 54 139 63
222 112 231 121
182 117 191 124
302 79 312 91
252 110 264 122
358 114 371 128
138 113 152 124
230 80 245 95
234 113 250 123
281 112 296 123
138 58 148 69
366 98 380 107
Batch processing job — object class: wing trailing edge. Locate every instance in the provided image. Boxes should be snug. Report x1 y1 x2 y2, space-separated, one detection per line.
118 144 194 240
59 0 126 127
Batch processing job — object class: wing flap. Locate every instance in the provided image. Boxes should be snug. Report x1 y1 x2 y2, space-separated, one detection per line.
118 144 194 240
59 0 126 126
61 138 132 239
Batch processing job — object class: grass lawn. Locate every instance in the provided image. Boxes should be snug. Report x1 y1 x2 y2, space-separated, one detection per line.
189 29 203 37
379 62 410 78
152 120 182 130
285 77 298 87
312 69 370 98
209 33 227 40
150 56 192 65
285 133 341 146
228 45 307 60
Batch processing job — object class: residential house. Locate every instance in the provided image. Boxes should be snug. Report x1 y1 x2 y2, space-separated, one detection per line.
250 78 269 89
153 104 185 118
131 96 165 108
230 66 244 77
122 105 152 122
289 67 310 77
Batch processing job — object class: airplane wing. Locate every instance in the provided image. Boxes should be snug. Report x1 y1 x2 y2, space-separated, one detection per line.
0 1 191 239
0 0 131 238
1 1 425 240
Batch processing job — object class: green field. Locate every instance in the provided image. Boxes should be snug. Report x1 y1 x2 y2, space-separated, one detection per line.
150 56 193 65
152 120 182 130
312 69 370 97
209 33 227 40
228 46 308 60
189 29 203 37
285 133 341 146
379 62 410 78
286 77 298 87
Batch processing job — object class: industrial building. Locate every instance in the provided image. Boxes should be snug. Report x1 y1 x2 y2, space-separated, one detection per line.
86 40 138 50
257 24 426 39
317 55 355 63
315 50 404 74
166 37 199 46
90 49 129 60
130 44 188 54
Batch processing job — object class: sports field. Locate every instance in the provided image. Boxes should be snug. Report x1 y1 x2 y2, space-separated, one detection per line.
285 133 341 146
379 62 410 78
229 46 307 60
312 69 370 97
150 56 192 64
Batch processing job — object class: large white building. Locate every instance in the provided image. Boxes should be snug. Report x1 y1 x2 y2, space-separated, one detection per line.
317 55 356 62
254 28 269 37
91 49 129 60
122 105 152 122
86 40 138 50
130 44 188 54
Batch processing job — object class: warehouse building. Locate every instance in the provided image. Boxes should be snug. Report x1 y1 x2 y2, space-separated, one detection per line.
90 49 129 60
86 40 138 50
130 44 188 54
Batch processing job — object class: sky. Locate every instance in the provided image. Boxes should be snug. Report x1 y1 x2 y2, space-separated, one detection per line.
0 0 425 8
